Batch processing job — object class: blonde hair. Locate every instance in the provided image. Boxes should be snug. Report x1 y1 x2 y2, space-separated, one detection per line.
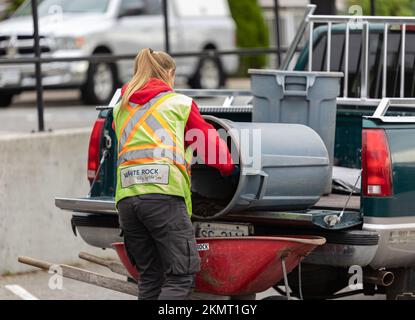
121 48 176 108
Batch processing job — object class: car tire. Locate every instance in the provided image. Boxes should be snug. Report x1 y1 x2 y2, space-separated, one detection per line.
81 61 117 105
0 93 14 108
189 56 225 90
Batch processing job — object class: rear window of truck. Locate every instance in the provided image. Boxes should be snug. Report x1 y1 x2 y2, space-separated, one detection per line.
308 29 415 98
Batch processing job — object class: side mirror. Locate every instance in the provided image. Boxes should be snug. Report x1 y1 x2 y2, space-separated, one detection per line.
118 4 145 18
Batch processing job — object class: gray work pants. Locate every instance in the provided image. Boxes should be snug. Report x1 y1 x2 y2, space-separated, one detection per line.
117 194 201 300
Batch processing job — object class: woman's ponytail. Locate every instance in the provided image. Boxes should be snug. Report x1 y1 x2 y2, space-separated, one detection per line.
121 48 176 108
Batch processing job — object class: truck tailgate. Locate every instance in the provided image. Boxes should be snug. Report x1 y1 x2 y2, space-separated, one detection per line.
55 197 116 215
315 194 360 210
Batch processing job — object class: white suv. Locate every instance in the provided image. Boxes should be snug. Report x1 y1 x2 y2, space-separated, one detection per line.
0 0 238 106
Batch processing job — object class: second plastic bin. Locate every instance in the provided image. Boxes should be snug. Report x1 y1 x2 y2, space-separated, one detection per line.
249 69 343 193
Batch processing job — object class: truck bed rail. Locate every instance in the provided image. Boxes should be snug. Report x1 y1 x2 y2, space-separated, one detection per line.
369 98 415 123
283 4 415 106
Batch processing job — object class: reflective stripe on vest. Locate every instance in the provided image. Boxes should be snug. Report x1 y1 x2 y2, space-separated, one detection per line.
117 91 174 155
117 92 188 168
118 111 180 165
113 91 193 215
118 146 186 167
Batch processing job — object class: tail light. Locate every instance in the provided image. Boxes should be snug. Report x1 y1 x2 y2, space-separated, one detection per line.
87 118 105 184
362 129 393 197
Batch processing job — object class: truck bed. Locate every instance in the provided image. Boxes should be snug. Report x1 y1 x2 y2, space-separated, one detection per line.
314 193 360 211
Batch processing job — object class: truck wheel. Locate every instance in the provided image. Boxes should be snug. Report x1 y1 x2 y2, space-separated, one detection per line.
386 268 415 300
0 93 13 108
82 62 117 105
189 57 225 90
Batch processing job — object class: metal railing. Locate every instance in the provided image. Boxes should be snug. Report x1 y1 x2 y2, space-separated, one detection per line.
370 98 415 122
0 47 291 65
282 4 415 106
0 0 286 132
281 5 316 70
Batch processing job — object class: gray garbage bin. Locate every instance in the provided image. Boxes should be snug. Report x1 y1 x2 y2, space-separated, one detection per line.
249 69 343 193
191 116 330 220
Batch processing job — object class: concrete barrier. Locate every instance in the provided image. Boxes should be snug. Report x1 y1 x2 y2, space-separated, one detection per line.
0 128 116 274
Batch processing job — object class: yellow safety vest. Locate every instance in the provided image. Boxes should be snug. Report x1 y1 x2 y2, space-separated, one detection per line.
113 91 194 216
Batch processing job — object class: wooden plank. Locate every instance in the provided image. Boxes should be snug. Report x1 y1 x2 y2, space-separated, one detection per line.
18 256 137 296
78 252 131 278
59 264 137 296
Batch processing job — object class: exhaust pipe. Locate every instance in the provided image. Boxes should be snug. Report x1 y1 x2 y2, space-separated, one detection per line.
364 270 395 287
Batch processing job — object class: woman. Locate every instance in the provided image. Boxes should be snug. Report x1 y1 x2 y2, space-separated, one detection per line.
113 48 237 300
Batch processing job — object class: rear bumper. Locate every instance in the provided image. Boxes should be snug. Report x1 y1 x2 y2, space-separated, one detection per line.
69 208 379 269
303 230 379 267
363 216 415 268
71 214 122 249
61 198 120 249
59 197 376 266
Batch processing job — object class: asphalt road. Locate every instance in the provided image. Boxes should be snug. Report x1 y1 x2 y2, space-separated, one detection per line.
0 261 134 300
0 79 251 135
0 257 278 300
0 260 384 300
0 90 106 134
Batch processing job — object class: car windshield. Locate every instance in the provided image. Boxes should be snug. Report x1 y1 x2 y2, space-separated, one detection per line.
14 0 110 17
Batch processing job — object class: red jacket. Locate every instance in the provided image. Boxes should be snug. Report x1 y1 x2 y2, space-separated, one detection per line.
118 78 235 176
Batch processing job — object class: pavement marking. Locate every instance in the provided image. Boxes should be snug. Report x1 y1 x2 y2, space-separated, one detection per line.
5 285 39 300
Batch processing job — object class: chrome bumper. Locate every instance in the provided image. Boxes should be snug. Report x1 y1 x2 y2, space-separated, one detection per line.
0 60 88 89
363 216 415 268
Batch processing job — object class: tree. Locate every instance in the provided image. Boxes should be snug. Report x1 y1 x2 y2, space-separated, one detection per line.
347 0 415 16
228 0 269 75
7 0 26 15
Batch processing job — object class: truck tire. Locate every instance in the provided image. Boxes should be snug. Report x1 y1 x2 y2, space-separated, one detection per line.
81 61 117 105
0 93 13 108
386 268 415 300
189 56 225 90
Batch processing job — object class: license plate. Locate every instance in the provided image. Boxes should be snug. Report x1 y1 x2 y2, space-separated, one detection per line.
0 70 21 86
194 222 252 238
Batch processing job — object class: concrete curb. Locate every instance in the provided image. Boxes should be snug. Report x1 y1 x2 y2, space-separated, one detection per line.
0 128 116 274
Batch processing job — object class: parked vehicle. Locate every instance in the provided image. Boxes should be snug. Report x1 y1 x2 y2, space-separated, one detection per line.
0 0 238 107
56 5 415 299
